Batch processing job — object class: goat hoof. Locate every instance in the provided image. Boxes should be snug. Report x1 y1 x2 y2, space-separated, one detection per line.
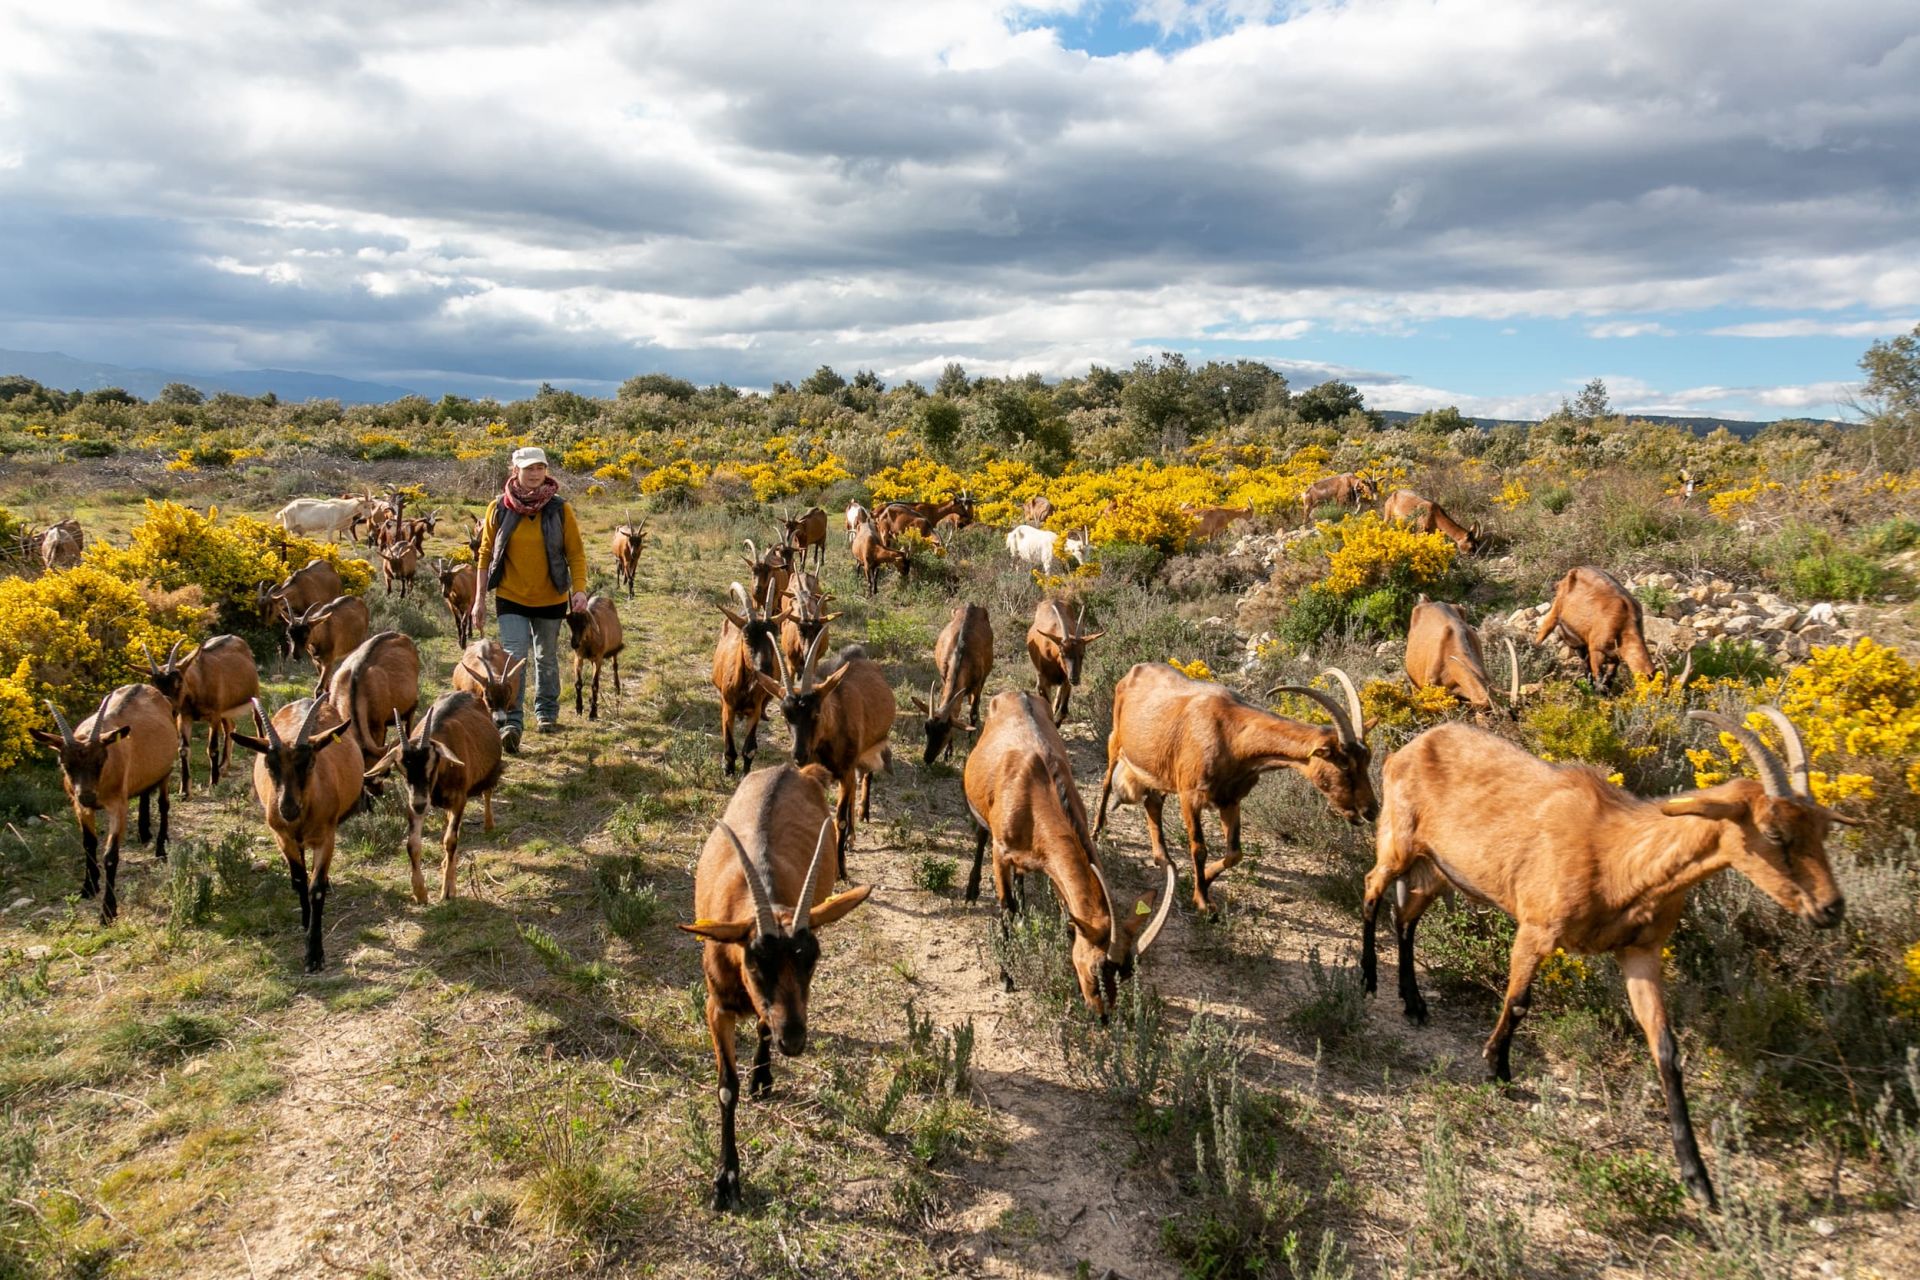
1403 1001 1428 1026
304 956 326 974
712 1171 742 1212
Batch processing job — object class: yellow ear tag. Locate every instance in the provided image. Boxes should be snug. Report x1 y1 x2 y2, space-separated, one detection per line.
1135 900 1150 916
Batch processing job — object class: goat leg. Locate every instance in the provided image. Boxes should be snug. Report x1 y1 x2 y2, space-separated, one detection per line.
101 803 125 923
590 661 602 719
750 1022 774 1097
441 795 467 902
281 839 311 930
1139 791 1172 868
1485 926 1549 1080
154 785 169 863
707 1001 743 1211
1622 946 1717 1209
177 727 193 798
304 842 333 973
404 806 430 905
1203 801 1247 894
612 653 621 697
138 790 152 844
78 809 100 900
966 821 988 904
574 655 585 716
1179 793 1213 912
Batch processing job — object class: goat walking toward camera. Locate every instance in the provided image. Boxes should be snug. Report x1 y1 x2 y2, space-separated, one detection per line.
567 594 624 719
31 687 177 923
914 603 992 763
1024 599 1102 724
364 692 504 903
712 584 784 777
1096 664 1376 912
437 560 477 646
258 559 345 653
143 636 260 797
1362 711 1851 1209
964 690 1175 1017
611 519 647 595
680 764 871 1210
232 697 362 972
453 638 526 728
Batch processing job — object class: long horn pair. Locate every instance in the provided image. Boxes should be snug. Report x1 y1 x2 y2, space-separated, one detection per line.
43 699 75 745
715 822 781 939
166 638 188 669
798 628 829 696
294 697 330 748
1757 707 1812 799
138 639 160 675
1268 668 1365 745
1688 710 1796 799
1085 857 1177 961
790 816 837 934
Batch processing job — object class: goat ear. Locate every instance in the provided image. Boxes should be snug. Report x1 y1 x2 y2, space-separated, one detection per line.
28 729 65 749
804 884 872 930
751 672 784 701
813 665 851 698
98 725 132 745
678 919 756 944
1818 805 1864 828
1066 913 1108 945
1079 630 1106 643
433 742 467 771
718 605 750 630
310 718 354 749
909 696 930 713
229 732 271 756
364 745 402 780
1659 791 1749 821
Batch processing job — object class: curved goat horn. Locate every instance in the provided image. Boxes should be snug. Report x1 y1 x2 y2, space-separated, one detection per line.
789 815 837 934
1086 857 1128 965
742 538 758 563
1268 683 1355 745
1756 707 1812 799
1504 637 1521 703
138 639 160 675
1322 668 1365 744
1688 710 1791 799
253 697 282 751
1671 649 1693 691
799 628 830 696
1136 861 1178 957
166 638 187 668
43 699 75 744
89 694 113 745
294 697 330 748
715 822 781 939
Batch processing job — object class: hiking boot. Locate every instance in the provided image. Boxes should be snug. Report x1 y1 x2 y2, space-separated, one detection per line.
536 719 559 734
501 726 522 754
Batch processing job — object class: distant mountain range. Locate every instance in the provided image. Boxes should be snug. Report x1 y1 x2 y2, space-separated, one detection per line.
1376 409 1846 438
0 348 416 405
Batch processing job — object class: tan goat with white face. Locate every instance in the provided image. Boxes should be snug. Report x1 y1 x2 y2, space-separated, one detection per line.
1362 710 1852 1210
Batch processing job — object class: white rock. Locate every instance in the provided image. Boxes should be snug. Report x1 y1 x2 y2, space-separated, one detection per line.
1803 602 1840 628
1721 615 1760 637
7 897 29 912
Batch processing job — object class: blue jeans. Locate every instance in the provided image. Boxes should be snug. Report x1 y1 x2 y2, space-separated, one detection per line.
495 610 562 730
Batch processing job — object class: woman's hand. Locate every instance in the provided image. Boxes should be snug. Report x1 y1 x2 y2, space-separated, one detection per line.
569 591 589 613
470 597 485 634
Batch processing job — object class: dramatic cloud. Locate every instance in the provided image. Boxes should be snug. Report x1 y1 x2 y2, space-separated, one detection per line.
0 0 1914 410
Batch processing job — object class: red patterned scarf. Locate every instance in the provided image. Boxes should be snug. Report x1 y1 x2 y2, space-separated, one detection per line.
502 474 558 516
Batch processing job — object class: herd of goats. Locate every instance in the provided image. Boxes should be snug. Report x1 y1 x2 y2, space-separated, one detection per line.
17 478 1856 1214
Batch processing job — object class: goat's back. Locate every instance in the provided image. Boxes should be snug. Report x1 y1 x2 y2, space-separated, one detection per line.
694 763 836 922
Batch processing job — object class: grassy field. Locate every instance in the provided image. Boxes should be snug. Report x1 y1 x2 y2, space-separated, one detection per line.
0 478 1915 1280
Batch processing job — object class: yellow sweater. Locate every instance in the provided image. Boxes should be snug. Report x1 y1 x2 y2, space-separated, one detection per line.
476 499 587 608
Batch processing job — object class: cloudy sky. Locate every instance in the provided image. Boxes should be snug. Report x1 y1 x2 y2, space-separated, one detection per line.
1 0 1915 417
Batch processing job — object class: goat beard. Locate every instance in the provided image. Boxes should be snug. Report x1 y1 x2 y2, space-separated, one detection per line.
502 475 558 515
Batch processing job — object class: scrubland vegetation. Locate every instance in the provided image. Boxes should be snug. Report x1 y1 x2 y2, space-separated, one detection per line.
0 336 1916 1277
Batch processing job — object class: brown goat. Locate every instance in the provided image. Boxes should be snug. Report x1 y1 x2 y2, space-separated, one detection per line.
379 541 422 598
436 559 477 646
713 583 785 777
1405 598 1519 715
452 638 526 727
1096 664 1377 911
1024 599 1104 724
39 519 84 571
143 636 261 797
753 632 896 876
778 575 837 679
1534 566 1657 687
844 501 873 546
913 603 993 763
1301 473 1377 517
611 519 647 596
327 631 422 778
567 594 625 719
1184 505 1255 541
365 692 505 903
679 763 871 1211
287 595 371 698
851 523 910 596
740 538 794 611
466 513 484 561
780 506 828 571
232 697 362 972
259 559 345 653
1381 489 1479 553
1022 494 1054 525
964 690 1175 1016
875 493 973 543
30 687 176 923
1362 711 1852 1208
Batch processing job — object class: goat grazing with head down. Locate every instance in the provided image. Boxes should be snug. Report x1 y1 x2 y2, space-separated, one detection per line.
1096 664 1377 912
567 594 625 719
364 693 504 903
754 631 895 876
1022 494 1054 525
452 638 526 729
1025 599 1103 725
851 523 910 596
31 688 177 923
1301 473 1378 518
286 595 370 699
1362 710 1852 1209
964 690 1176 1016
712 584 785 777
679 764 871 1210
1534 565 1656 687
611 518 647 596
914 603 993 763
1382 489 1480 554
231 697 362 972
1405 597 1520 717
143 636 260 797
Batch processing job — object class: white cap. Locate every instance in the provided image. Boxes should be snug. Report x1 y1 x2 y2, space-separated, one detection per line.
511 446 549 469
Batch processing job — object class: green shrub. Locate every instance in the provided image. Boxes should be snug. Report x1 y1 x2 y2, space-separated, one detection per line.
1285 946 1366 1050
909 852 957 895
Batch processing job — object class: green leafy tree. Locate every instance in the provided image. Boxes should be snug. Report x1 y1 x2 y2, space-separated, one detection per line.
1081 364 1124 409
158 381 205 406
917 397 963 453
1574 377 1611 421
1121 352 1199 453
1409 405 1472 434
1296 379 1372 426
1856 323 1920 464
619 372 698 401
1196 359 1289 423
800 365 846 397
936 362 971 399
